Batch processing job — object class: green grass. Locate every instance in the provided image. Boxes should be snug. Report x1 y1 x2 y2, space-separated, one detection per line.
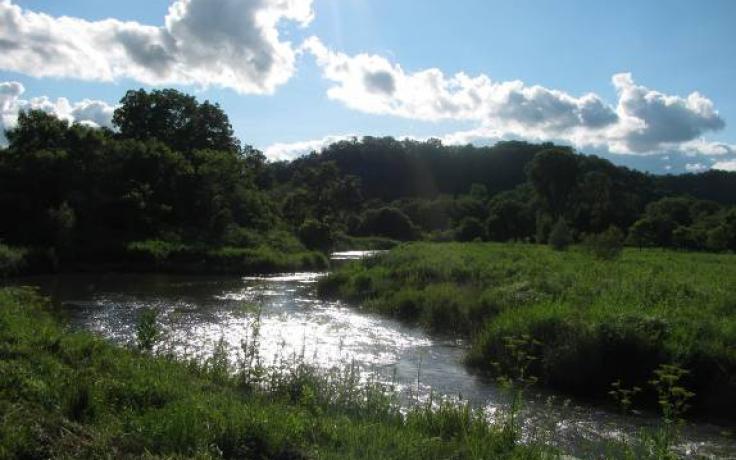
318 242 736 420
126 239 329 274
332 234 400 251
0 287 548 459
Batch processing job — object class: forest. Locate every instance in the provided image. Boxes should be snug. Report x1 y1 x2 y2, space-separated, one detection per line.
1 88 736 277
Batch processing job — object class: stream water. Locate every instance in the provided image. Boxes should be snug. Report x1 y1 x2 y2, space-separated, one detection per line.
9 251 735 458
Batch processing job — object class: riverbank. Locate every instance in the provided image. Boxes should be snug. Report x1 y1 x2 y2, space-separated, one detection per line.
317 242 736 422
0 286 551 459
0 240 329 277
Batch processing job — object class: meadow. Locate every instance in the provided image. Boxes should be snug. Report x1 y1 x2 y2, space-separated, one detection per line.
318 243 736 420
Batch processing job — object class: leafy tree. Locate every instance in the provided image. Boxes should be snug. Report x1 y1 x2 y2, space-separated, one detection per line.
113 89 240 153
359 207 418 241
456 217 486 242
5 110 71 152
548 218 572 251
526 148 579 217
706 225 730 252
298 219 333 252
468 183 488 201
486 195 533 242
626 218 658 249
583 226 624 260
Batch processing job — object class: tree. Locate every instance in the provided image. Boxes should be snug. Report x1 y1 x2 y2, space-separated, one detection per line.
706 225 730 252
526 148 579 217
359 207 418 241
6 110 70 152
626 218 658 249
456 217 485 242
113 89 240 153
486 196 533 241
548 218 572 251
583 226 624 260
298 219 333 252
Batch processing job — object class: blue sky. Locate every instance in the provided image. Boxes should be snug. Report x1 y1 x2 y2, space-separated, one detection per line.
2 0 736 173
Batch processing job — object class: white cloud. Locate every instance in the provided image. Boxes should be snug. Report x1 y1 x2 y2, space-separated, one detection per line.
608 73 725 153
712 160 736 172
0 0 314 94
685 163 709 173
264 133 356 161
0 81 115 145
675 138 735 156
303 37 617 132
304 38 728 156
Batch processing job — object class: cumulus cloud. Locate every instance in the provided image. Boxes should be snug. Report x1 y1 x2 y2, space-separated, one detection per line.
608 73 725 153
685 163 709 173
712 160 736 172
264 134 356 161
303 37 617 133
304 38 727 156
675 138 735 157
0 0 314 94
0 81 115 145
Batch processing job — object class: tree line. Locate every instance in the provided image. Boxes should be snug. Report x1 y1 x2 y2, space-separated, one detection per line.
1 88 735 273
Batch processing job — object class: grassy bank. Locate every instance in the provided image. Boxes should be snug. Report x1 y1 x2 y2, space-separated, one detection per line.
332 234 400 251
318 243 736 420
0 240 329 278
125 240 329 274
0 287 551 459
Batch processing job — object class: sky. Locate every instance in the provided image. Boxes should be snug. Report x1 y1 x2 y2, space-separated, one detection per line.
1 0 736 174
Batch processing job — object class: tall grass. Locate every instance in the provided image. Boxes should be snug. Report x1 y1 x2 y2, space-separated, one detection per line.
126 239 329 274
318 242 736 420
0 287 548 459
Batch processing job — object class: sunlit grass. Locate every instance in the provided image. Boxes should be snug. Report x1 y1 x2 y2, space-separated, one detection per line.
0 287 547 459
318 242 736 419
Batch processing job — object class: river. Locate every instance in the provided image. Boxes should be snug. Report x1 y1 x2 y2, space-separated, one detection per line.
9 251 735 458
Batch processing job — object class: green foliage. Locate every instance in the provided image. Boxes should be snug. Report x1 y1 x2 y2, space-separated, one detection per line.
548 218 572 251
0 244 26 277
455 216 486 242
359 207 419 241
486 193 534 242
298 218 334 251
3 94 736 279
646 364 695 459
583 226 624 260
526 148 579 216
320 242 736 419
113 88 240 153
125 240 328 274
135 307 160 352
332 233 400 251
0 287 544 459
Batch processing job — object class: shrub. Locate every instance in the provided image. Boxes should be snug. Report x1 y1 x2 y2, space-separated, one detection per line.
359 207 418 241
455 217 485 242
0 244 26 277
298 219 333 251
583 226 624 260
136 308 160 352
547 218 572 251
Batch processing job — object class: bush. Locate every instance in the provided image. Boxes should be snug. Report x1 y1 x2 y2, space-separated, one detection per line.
548 218 572 251
136 308 160 352
583 226 624 260
455 217 485 242
0 244 27 277
297 219 333 251
359 207 418 241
